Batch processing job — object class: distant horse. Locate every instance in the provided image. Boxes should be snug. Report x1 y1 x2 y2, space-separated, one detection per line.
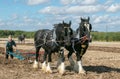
65 17 92 74
18 34 25 43
33 21 73 74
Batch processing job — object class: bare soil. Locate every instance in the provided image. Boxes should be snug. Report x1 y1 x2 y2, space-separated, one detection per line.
0 39 120 79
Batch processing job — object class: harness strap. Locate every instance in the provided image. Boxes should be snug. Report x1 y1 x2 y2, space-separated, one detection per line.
51 28 59 46
43 33 48 44
80 48 84 56
71 40 76 53
52 28 56 40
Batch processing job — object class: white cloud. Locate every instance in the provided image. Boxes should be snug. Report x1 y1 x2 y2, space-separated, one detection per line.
93 15 112 25
66 5 102 14
1 0 120 31
60 0 75 5
92 15 120 31
39 5 103 15
60 0 97 5
93 15 120 24
27 0 49 5
107 4 120 12
81 0 96 4
39 6 65 15
23 16 34 22
105 0 114 5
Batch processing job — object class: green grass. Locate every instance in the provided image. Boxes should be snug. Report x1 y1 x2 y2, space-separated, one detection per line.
91 32 120 41
0 30 35 38
0 30 120 41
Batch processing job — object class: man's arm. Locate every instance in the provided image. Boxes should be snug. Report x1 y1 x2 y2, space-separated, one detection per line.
14 46 17 52
12 40 17 52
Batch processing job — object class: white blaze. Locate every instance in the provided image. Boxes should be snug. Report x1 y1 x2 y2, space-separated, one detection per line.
84 23 90 32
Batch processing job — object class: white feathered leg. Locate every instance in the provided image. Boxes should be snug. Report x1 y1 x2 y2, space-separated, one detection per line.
46 62 52 73
58 62 65 75
42 61 46 72
33 60 39 69
78 60 86 74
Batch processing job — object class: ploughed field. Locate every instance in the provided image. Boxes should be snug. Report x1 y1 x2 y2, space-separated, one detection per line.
0 38 120 79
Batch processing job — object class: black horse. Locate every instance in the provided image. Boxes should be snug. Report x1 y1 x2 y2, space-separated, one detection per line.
65 17 92 74
33 21 73 74
18 34 25 43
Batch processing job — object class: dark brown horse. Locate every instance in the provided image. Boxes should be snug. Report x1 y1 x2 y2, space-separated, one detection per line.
33 21 73 74
65 17 92 74
18 34 25 43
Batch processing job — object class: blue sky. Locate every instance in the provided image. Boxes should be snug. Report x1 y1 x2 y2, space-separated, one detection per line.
0 0 120 32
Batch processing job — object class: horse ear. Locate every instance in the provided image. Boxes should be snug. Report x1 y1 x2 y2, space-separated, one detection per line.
63 21 65 24
88 17 90 21
80 17 83 21
53 24 57 27
69 21 71 26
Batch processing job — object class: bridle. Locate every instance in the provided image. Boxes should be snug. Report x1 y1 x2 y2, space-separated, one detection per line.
63 25 73 46
74 22 91 45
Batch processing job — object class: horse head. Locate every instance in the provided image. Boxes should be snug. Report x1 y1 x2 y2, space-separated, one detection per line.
77 17 92 42
63 21 73 45
54 21 73 46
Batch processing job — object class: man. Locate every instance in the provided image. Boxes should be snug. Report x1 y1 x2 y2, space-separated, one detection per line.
5 35 17 60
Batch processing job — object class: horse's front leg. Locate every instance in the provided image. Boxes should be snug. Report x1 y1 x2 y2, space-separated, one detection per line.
74 51 86 74
75 44 88 74
33 46 41 69
46 52 52 73
58 49 65 75
23 39 25 44
42 51 47 72
68 51 75 69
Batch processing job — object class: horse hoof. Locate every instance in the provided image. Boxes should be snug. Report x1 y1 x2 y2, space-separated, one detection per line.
33 61 39 69
42 66 46 72
28 60 33 64
42 62 46 72
46 69 52 74
79 70 86 74
46 63 52 74
58 70 65 75
58 63 65 75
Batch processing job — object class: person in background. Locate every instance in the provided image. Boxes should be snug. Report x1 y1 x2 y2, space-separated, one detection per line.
5 35 17 62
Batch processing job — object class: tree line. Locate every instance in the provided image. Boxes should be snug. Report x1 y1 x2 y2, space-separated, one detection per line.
91 32 120 41
0 30 120 41
0 30 35 38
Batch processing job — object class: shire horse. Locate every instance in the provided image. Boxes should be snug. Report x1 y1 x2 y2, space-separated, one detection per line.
18 34 25 43
33 21 73 74
65 17 92 74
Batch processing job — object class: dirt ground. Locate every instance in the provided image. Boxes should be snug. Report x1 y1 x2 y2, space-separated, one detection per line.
0 38 120 79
